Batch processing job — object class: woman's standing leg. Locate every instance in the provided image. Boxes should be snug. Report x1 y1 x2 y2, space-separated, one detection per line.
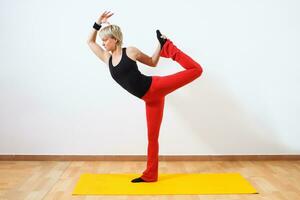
141 98 165 182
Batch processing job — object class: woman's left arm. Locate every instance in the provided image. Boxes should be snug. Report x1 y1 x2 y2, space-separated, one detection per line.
129 44 161 67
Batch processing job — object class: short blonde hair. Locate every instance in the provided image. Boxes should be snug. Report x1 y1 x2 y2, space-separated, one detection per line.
99 24 123 47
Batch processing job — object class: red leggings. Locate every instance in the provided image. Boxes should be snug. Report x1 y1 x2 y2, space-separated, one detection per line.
140 40 203 181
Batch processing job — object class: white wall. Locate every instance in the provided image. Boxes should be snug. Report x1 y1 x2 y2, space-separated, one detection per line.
0 0 299 155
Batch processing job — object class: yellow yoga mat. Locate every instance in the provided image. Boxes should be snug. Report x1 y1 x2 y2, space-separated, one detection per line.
72 173 258 195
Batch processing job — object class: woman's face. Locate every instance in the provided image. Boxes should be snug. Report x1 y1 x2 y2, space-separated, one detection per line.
102 36 117 51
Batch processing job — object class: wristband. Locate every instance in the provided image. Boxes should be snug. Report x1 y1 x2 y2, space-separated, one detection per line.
93 22 102 31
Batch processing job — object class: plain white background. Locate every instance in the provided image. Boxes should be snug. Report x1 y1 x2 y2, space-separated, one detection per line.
0 0 299 155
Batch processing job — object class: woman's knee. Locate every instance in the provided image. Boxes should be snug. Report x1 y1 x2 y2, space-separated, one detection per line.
194 64 203 78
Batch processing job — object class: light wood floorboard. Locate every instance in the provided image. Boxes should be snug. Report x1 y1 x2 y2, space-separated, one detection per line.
0 161 299 200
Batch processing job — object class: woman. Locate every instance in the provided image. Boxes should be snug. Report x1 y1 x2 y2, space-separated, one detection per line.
87 11 203 183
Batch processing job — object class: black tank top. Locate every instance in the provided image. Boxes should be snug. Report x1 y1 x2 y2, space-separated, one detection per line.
108 48 152 98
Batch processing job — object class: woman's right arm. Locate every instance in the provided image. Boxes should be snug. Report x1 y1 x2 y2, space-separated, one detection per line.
87 11 113 65
87 28 110 64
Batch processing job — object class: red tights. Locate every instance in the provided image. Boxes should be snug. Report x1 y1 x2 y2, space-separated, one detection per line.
140 40 203 181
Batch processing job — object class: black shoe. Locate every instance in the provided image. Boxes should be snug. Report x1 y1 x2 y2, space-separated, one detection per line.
156 30 167 49
131 177 146 183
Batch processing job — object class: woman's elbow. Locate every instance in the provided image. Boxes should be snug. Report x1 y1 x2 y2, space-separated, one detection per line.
152 61 158 67
87 40 97 46
151 58 158 67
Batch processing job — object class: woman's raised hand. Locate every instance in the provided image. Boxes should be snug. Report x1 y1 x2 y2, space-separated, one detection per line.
97 11 114 24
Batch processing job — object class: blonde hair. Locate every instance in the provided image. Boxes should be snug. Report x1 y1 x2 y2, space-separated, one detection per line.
99 24 123 47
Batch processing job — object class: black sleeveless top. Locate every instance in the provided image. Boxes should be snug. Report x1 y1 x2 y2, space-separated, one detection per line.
108 48 152 98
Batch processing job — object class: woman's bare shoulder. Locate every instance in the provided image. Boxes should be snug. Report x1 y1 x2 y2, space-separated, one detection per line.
126 46 140 61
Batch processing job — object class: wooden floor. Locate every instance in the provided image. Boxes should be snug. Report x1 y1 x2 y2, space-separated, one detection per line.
0 160 299 200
